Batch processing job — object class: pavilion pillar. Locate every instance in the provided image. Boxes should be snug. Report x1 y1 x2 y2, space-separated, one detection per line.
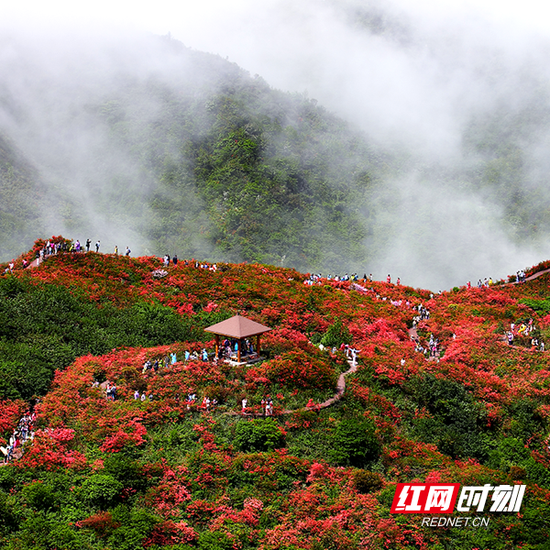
256 334 261 356
237 339 242 363
215 334 220 358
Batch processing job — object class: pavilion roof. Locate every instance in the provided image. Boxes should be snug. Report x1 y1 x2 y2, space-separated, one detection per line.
204 315 272 339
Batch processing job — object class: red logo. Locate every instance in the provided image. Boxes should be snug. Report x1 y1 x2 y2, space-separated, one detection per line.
391 483 460 514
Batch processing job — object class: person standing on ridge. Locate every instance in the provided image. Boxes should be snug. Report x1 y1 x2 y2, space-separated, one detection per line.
387 274 391 284
114 245 118 255
125 247 131 257
95 240 100 253
85 239 91 252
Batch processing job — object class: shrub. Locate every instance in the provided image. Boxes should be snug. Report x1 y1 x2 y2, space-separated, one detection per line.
353 470 383 494
408 374 490 460
21 481 59 511
330 415 381 467
525 458 550 487
197 531 234 550
235 418 285 452
487 437 530 471
103 454 149 493
321 320 352 348
509 466 526 480
16 514 84 550
309 332 322 345
507 398 547 440
77 511 120 539
80 474 123 507
0 490 20 534
259 350 336 390
108 507 160 550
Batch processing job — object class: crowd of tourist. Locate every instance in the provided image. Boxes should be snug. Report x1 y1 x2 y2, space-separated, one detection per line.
408 302 442 359
305 273 403 286
1 409 36 464
30 238 134 266
467 268 528 288
218 338 256 361
142 353 179 374
412 304 430 328
242 397 274 415
87 348 277 416
506 319 545 351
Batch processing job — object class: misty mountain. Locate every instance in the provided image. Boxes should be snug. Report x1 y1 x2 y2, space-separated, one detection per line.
2 15 550 286
0 32 382 274
0 134 46 259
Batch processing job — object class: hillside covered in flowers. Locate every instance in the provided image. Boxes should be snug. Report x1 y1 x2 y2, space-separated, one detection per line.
1 238 550 549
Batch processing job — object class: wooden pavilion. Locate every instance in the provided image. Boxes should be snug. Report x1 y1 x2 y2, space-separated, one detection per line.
204 315 272 364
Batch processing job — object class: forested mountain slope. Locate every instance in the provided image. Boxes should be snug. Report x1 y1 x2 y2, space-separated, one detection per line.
0 135 45 260
0 34 381 274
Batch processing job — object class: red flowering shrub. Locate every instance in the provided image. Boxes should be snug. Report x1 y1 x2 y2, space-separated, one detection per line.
142 520 197 547
257 350 336 390
264 327 312 354
77 511 120 539
16 429 86 470
0 399 26 441
100 420 147 453
48 427 76 442
364 318 403 341
144 465 192 518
